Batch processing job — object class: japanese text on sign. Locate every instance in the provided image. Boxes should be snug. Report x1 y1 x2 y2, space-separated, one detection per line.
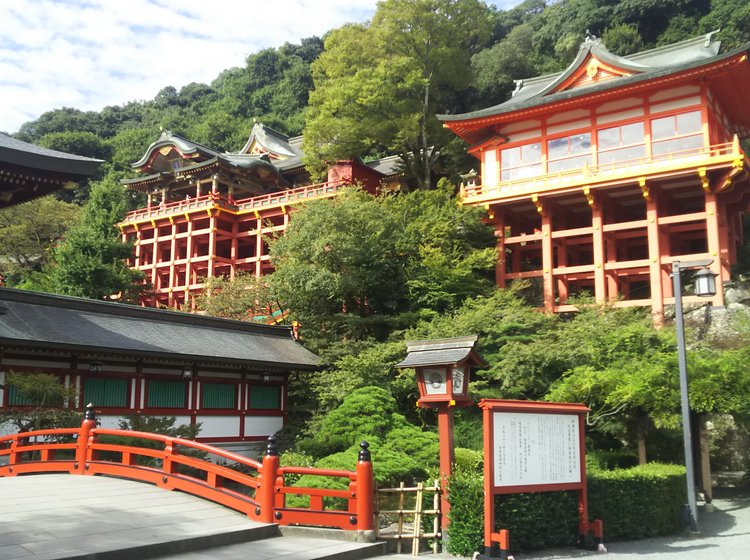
492 412 581 487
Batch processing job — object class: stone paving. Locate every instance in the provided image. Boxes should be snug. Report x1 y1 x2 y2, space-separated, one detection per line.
0 474 382 560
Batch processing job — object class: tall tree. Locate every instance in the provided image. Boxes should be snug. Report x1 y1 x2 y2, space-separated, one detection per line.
303 0 490 190
0 196 81 285
22 175 144 300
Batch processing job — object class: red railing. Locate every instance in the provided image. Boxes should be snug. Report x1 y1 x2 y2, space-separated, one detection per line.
0 405 374 533
461 137 745 202
122 180 353 223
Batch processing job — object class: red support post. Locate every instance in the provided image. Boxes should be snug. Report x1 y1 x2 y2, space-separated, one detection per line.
258 436 279 524
437 406 455 532
355 441 374 532
75 403 97 475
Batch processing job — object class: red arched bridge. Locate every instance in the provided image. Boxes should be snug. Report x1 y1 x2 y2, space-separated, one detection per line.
0 405 374 533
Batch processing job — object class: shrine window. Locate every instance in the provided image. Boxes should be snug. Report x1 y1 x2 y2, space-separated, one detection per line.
249 385 280 410
547 132 592 173
83 377 128 408
650 110 703 157
597 122 646 166
500 142 542 181
146 379 186 408
201 382 236 409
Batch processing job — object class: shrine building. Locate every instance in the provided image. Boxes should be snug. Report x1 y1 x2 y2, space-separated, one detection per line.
119 123 403 310
0 132 102 208
0 287 319 456
440 32 750 318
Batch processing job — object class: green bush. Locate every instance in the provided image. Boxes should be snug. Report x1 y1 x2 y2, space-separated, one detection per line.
445 468 485 557
588 463 686 540
446 463 687 556
454 447 483 471
587 450 639 471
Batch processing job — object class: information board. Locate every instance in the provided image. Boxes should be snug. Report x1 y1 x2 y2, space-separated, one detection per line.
492 411 581 488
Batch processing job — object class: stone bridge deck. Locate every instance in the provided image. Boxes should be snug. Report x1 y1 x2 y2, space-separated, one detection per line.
0 474 386 560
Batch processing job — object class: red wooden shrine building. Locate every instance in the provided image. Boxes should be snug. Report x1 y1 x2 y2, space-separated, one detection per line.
440 31 750 318
119 123 403 310
0 287 319 455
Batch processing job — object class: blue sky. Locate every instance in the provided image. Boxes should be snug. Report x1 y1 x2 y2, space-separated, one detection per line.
0 0 524 133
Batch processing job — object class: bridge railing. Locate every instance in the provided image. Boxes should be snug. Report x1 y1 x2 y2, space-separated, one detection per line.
0 404 374 533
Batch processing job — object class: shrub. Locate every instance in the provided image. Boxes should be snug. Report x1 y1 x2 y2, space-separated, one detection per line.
454 447 483 471
588 463 686 540
445 467 485 557
446 463 687 556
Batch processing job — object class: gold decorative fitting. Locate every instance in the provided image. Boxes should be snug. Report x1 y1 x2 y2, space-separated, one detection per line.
698 167 710 193
158 146 172 156
583 186 597 209
638 178 651 201
532 194 544 214
586 60 599 79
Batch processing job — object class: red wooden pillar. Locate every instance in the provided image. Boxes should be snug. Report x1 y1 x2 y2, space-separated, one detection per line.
705 191 725 306
493 209 506 288
437 405 455 533
644 180 665 321
591 195 606 303
540 201 554 312
208 212 216 279
169 217 177 307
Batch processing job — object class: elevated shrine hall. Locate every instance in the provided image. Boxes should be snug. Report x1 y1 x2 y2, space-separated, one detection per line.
441 31 750 319
119 124 403 311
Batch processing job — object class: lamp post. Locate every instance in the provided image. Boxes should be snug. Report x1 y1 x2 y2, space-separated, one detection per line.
396 336 487 538
671 259 717 533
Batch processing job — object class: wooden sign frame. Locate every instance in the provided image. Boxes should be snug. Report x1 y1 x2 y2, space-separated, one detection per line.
479 399 600 557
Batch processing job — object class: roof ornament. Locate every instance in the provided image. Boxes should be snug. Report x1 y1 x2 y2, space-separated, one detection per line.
511 79 524 97
583 30 600 47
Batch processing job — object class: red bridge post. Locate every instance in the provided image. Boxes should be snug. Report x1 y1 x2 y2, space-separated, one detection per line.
258 435 279 524
356 441 374 532
75 403 97 475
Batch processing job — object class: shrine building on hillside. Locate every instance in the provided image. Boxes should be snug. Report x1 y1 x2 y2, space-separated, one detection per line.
440 32 750 318
119 123 403 310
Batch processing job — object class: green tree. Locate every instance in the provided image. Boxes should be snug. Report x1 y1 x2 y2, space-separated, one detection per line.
0 196 81 285
0 372 80 433
304 0 490 189
269 187 408 342
195 272 280 321
601 23 644 55
386 179 496 312
22 175 144 300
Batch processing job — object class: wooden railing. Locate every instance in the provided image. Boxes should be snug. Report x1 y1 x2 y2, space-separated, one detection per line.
461 137 745 204
122 180 353 224
0 405 374 533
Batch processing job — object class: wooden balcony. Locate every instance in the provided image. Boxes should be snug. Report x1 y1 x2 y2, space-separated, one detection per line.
121 179 352 226
461 137 745 206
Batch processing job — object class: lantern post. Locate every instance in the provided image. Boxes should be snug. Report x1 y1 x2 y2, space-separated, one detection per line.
396 336 487 538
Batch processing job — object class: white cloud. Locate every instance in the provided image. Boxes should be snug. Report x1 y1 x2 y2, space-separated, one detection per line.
0 0 522 133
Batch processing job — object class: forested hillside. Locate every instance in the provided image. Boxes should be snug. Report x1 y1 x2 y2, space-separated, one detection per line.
7 0 749 186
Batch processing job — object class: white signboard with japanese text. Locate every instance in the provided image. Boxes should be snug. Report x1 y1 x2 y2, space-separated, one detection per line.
492 411 581 488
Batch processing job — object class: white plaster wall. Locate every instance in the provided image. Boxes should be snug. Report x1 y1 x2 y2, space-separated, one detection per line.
244 416 284 437
195 415 240 438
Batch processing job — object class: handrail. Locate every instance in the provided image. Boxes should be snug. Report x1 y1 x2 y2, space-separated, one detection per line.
0 405 375 533
462 138 745 202
122 179 354 223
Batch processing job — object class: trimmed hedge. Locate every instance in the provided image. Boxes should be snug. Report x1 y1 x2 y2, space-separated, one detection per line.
588 463 687 540
446 463 686 556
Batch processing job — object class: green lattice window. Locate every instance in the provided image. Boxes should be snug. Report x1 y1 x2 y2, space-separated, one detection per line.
201 383 235 409
7 384 39 406
249 385 280 410
83 377 128 408
146 380 186 408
